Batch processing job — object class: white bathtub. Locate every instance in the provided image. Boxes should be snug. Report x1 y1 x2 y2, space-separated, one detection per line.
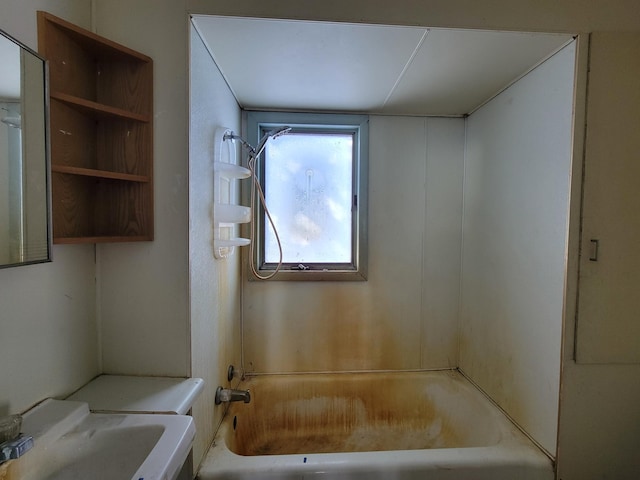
198 370 554 480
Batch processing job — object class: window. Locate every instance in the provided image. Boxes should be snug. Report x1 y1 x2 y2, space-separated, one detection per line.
245 111 368 280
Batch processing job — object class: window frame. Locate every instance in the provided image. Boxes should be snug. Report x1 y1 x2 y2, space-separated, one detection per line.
244 111 369 281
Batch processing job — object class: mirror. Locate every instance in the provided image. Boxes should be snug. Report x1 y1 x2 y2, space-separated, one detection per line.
0 28 50 269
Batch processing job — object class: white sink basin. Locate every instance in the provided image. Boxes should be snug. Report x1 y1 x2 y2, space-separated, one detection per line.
2 399 194 480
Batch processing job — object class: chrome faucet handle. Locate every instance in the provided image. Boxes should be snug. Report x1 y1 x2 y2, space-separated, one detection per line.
215 386 251 405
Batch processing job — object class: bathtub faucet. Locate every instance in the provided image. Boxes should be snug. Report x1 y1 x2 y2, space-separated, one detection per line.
215 386 251 405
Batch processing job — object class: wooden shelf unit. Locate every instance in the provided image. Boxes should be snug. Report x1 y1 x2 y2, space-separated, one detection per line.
37 11 153 243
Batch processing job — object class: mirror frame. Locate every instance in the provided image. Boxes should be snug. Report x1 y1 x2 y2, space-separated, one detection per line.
0 28 52 269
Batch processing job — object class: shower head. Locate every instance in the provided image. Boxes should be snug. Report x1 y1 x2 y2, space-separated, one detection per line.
255 126 291 157
269 126 292 139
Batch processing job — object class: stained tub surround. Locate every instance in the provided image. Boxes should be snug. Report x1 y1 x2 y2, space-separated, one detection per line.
229 32 576 460
188 21 579 480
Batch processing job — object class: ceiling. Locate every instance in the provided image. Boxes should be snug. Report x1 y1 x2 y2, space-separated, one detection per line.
192 16 573 116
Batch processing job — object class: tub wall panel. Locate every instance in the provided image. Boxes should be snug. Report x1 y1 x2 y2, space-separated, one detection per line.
242 116 464 373
459 42 576 454
422 118 465 367
188 24 243 469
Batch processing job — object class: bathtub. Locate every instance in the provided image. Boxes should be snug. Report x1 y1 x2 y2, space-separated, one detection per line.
198 370 554 480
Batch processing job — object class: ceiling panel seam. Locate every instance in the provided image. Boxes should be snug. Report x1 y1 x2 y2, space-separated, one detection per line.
382 28 430 109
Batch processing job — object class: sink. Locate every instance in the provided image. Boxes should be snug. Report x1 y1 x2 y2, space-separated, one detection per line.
0 399 195 480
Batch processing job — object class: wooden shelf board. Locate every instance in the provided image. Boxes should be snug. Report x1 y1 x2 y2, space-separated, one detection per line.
51 91 150 122
52 165 150 183
54 235 153 244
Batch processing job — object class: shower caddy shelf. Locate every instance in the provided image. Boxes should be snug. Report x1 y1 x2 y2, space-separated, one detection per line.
37 11 153 244
213 128 251 259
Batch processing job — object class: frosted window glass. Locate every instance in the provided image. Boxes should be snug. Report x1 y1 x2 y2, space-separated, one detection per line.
264 133 353 263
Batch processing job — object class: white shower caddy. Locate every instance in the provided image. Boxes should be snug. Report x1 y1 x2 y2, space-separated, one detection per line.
213 127 251 259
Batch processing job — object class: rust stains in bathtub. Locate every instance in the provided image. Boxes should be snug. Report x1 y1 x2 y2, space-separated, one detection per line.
226 372 466 456
0 458 23 480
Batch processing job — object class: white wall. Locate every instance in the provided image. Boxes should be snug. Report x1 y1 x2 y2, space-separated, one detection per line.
93 0 191 377
460 42 576 454
0 0 98 416
188 24 242 468
241 116 465 373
